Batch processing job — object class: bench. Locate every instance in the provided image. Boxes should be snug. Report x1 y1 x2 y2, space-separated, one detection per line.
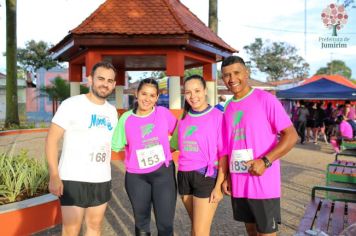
297 186 356 236
335 149 356 161
326 161 356 185
327 146 356 200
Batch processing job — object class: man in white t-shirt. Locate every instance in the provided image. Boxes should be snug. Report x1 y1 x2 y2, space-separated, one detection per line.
46 61 118 236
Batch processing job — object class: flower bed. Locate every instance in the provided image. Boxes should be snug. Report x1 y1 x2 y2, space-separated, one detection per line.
0 151 61 234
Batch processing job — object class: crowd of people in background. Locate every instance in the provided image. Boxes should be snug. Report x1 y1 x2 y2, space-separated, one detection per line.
291 100 356 153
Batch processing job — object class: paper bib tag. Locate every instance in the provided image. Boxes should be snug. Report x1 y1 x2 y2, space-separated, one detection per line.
89 143 110 163
230 149 253 174
136 145 165 169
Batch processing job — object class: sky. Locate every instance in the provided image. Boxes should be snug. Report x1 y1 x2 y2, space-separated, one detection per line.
0 0 356 81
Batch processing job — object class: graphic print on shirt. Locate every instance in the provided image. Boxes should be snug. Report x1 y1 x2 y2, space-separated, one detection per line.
184 125 197 138
140 123 154 138
182 125 199 152
233 111 245 141
88 114 114 131
140 123 160 148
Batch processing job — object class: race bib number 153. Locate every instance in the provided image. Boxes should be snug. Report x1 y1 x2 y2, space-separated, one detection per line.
136 145 165 169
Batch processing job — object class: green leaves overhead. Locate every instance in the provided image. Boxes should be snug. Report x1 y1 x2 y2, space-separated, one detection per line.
243 38 310 81
315 60 352 79
17 40 59 73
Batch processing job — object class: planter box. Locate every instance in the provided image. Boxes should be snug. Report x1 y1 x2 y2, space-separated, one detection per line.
0 194 61 235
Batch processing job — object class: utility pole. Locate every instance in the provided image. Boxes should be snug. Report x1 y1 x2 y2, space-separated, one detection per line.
304 0 307 58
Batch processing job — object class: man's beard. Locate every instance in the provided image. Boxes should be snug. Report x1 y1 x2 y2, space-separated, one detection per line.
91 85 112 99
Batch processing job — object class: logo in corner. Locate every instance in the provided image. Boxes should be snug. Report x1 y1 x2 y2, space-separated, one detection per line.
321 3 348 37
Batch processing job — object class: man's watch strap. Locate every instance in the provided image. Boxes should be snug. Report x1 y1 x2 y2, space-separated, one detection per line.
261 156 272 168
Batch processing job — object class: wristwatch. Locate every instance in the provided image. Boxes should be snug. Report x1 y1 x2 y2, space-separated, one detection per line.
261 156 272 168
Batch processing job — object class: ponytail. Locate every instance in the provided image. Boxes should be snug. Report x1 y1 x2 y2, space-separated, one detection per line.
182 100 192 120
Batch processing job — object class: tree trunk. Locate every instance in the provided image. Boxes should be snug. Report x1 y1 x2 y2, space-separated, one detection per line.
5 0 19 127
332 25 337 37
209 0 218 33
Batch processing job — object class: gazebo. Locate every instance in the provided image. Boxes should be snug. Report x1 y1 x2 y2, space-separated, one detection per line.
50 0 236 109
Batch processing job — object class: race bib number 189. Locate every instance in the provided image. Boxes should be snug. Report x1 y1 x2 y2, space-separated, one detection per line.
230 149 253 174
136 145 165 169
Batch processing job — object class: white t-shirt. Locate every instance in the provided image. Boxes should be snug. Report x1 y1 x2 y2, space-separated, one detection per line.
52 94 118 183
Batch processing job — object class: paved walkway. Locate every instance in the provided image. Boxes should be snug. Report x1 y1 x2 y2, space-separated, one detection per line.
2 132 354 235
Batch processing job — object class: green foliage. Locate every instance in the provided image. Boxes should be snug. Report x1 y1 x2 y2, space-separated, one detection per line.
150 71 166 79
16 40 59 73
0 151 49 205
243 38 310 81
315 60 352 79
1 122 35 131
38 76 89 103
184 67 203 77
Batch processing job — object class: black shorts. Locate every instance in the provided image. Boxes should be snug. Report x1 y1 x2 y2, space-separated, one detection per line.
231 197 281 234
177 170 216 198
306 120 316 128
60 180 112 208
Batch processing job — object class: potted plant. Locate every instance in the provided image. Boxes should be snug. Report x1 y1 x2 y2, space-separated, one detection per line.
0 151 61 235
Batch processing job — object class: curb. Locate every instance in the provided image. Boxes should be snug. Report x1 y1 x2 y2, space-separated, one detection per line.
0 128 49 136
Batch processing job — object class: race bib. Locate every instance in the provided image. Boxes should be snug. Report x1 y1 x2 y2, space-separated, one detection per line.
230 149 253 174
89 143 110 163
136 145 166 169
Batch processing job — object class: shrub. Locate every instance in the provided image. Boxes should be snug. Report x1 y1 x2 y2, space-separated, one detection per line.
0 151 49 205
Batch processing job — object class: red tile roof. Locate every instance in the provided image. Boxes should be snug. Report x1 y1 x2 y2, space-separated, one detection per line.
269 78 304 86
70 0 235 52
303 74 356 88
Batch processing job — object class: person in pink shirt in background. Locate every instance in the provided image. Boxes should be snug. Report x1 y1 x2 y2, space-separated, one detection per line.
330 115 354 153
344 101 355 121
220 56 298 236
170 75 228 236
112 78 177 236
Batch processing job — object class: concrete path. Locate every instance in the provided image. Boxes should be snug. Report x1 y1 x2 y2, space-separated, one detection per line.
1 132 354 235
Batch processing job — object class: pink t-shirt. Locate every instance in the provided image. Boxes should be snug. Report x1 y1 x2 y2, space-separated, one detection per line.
347 107 355 120
172 107 225 177
340 120 353 139
223 89 292 199
112 106 177 174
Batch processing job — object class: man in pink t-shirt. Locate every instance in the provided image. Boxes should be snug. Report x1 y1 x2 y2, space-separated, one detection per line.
221 56 298 236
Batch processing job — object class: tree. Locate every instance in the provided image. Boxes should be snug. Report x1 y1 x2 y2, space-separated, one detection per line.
243 38 310 81
5 0 19 127
184 67 203 77
209 0 218 33
38 77 89 115
147 67 204 79
17 40 59 74
315 60 352 79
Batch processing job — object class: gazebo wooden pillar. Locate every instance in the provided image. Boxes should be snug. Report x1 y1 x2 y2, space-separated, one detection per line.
166 51 184 109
